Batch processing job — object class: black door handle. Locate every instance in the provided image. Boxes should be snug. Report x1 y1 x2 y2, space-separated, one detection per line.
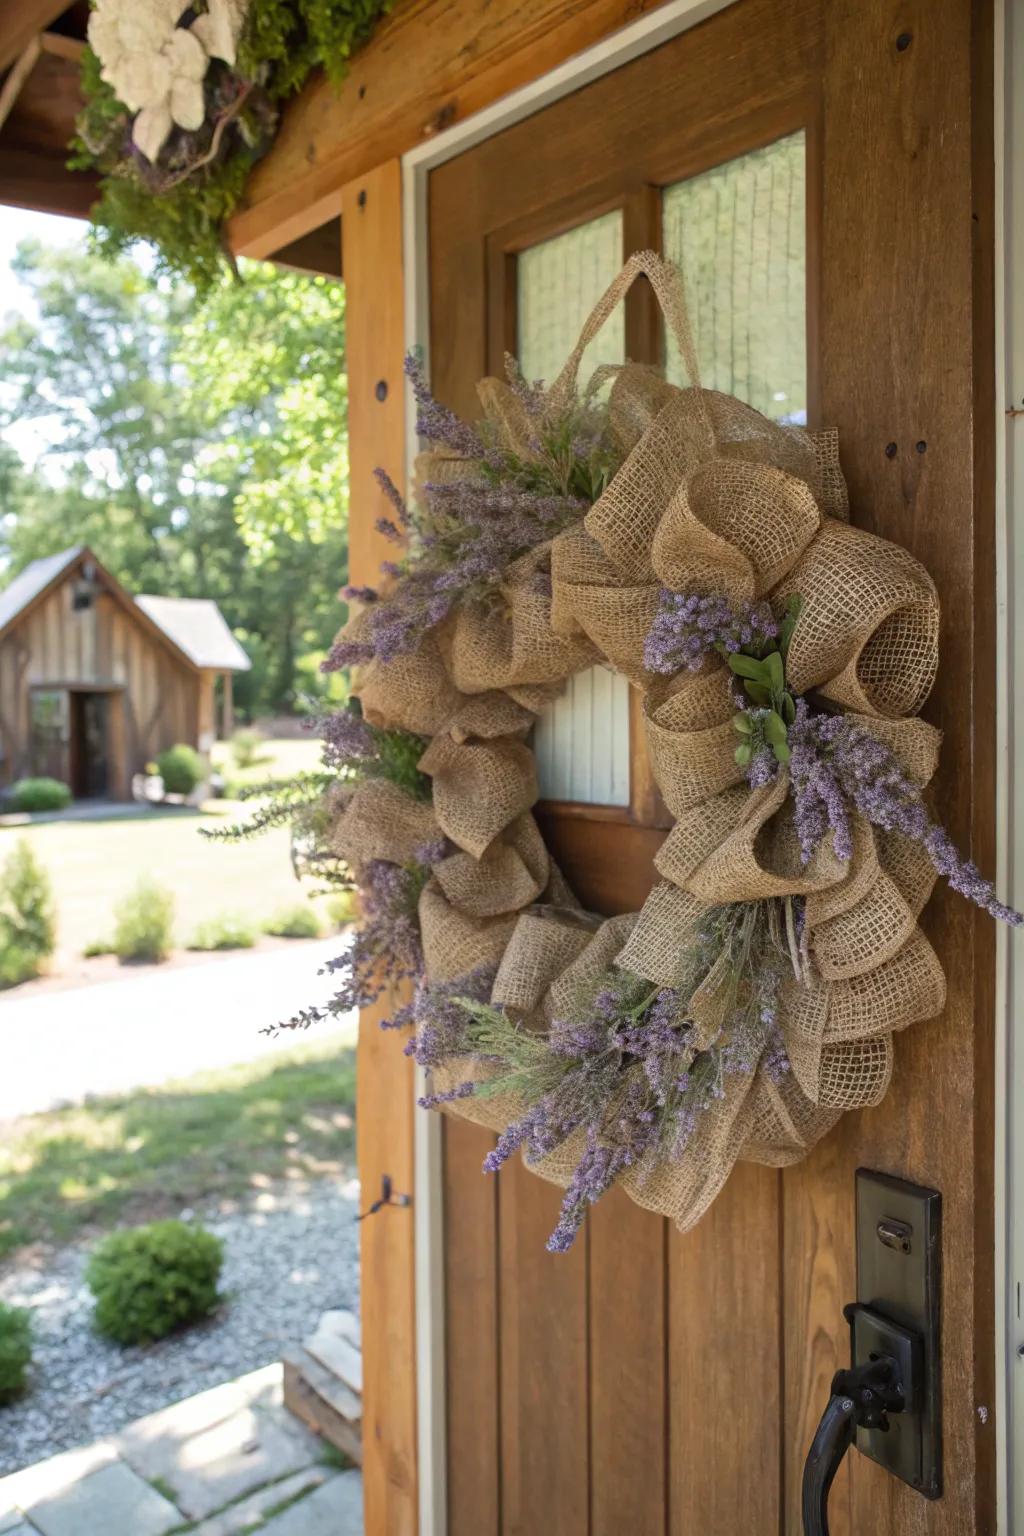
801 1356 905 1536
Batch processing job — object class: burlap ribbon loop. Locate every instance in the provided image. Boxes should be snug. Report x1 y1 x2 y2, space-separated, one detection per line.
492 907 602 1014
681 773 848 904
776 521 940 718
419 879 518 983
358 635 464 737
652 458 821 602
434 814 549 919
330 778 440 869
642 669 742 815
438 545 600 694
418 733 538 859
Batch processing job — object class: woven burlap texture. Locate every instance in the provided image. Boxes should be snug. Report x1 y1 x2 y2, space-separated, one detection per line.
329 249 949 1241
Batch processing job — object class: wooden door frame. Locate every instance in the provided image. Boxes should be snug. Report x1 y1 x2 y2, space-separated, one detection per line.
997 0 1024 1524
404 2 1004 1532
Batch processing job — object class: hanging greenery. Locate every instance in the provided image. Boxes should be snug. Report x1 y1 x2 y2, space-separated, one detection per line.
71 0 392 289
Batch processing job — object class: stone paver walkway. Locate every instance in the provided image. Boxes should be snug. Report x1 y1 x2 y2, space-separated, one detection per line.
0 1365 361 1536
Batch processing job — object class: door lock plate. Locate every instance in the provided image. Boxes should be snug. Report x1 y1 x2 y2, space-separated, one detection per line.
853 1169 941 1498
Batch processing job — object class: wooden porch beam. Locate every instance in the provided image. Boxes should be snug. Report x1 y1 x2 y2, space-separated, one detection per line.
229 0 677 258
342 159 420 1536
0 1 75 75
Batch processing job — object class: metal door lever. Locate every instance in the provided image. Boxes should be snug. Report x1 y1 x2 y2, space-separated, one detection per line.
801 1353 905 1536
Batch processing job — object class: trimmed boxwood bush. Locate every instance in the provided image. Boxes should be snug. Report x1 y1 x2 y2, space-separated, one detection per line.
187 913 256 951
264 904 321 939
156 744 204 796
0 840 56 989
113 879 175 963
86 1220 224 1345
0 1303 32 1404
9 778 71 814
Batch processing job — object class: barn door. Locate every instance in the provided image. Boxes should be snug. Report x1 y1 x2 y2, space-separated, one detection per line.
427 1 994 1531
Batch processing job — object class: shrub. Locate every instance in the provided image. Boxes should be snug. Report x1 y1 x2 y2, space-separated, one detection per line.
86 1220 224 1345
9 777 71 814
155 744 204 796
264 904 321 939
0 1304 32 1403
230 728 267 771
326 890 358 929
187 914 257 951
113 879 175 963
0 840 56 989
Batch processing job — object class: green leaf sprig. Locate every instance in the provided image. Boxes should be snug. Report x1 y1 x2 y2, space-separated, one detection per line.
730 595 803 768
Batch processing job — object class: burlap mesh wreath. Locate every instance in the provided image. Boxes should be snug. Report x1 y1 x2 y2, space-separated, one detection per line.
320 251 1011 1245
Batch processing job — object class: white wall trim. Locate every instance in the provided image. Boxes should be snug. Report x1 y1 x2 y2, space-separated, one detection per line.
402 3 737 1530
996 0 1024 1529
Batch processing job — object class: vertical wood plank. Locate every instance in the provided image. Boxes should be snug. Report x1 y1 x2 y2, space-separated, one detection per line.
444 1117 501 1536
498 1157 589 1536
669 1164 781 1536
589 1189 667 1536
785 2 995 1531
342 159 419 1536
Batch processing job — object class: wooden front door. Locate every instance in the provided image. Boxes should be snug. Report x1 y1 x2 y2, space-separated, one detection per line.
427 1 994 1531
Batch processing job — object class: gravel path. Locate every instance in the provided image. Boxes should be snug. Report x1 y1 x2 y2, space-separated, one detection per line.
0 1176 361 1476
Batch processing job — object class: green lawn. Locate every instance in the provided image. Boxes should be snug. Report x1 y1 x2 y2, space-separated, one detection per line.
0 739 329 962
0 1037 356 1258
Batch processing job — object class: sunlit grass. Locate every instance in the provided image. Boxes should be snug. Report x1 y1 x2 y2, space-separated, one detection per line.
0 1037 356 1258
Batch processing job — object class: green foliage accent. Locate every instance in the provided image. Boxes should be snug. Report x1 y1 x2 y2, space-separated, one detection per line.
156 744 205 796
113 879 175 963
367 723 433 802
0 243 349 717
73 2 393 288
9 777 72 813
230 728 269 770
187 914 257 951
86 1220 224 1345
0 840 56 990
264 904 322 939
728 595 803 765
0 1303 32 1404
326 889 358 928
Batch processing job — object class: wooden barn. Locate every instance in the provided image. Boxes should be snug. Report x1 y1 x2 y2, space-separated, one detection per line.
2 3 1024 1535
0 546 249 799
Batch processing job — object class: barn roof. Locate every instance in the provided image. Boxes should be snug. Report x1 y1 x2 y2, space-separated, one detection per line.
0 545 80 634
0 547 251 671
135 595 252 673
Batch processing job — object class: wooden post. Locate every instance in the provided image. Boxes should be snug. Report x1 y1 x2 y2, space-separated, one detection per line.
221 671 234 740
342 159 419 1536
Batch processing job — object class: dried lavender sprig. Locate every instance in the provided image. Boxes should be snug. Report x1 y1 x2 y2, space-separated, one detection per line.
420 900 794 1251
644 591 779 676
789 700 1022 926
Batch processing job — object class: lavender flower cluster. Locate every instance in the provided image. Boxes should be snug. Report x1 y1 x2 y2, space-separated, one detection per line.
643 591 779 675
280 854 435 1033
788 700 1022 925
318 700 430 801
325 354 620 672
426 901 793 1253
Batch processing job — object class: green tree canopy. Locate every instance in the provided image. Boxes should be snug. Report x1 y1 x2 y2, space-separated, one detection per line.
0 241 349 715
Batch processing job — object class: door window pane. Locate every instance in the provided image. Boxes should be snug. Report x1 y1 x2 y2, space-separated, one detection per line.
662 131 806 423
517 212 631 806
518 210 625 386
